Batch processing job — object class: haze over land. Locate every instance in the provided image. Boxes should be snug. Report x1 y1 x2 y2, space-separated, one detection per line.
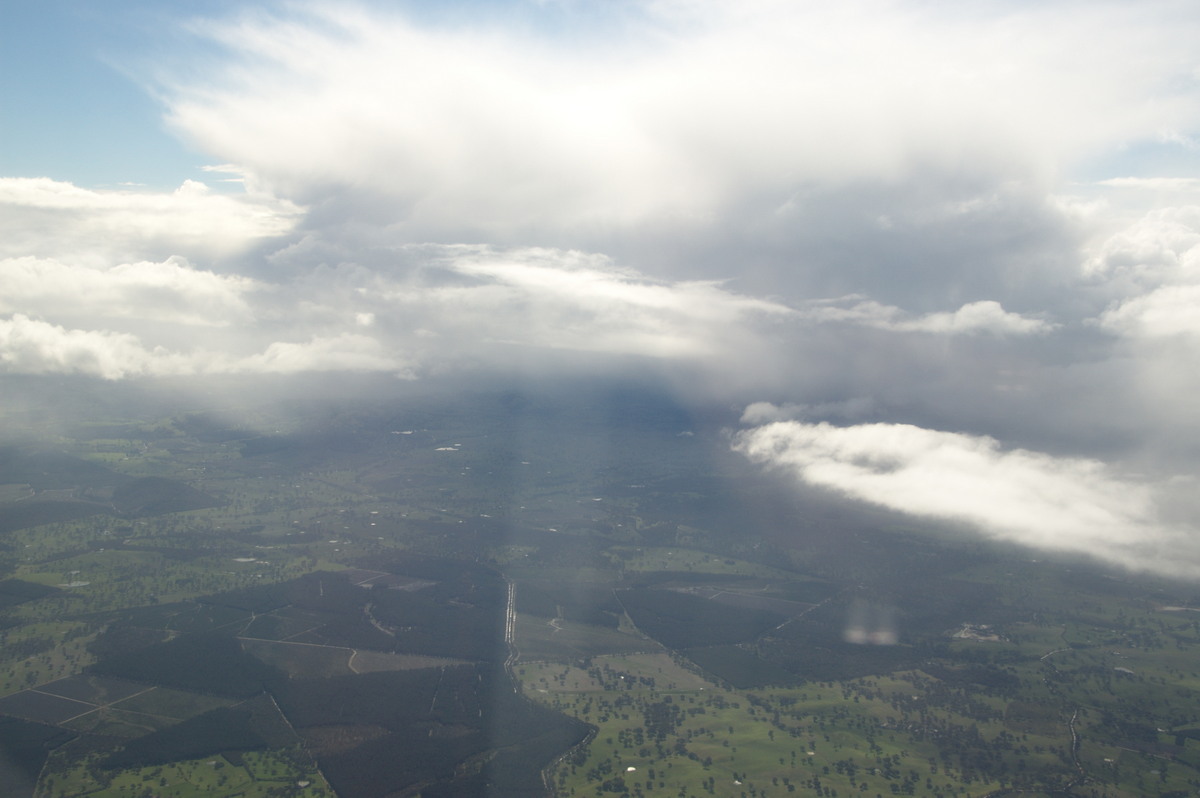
4 0 1200 575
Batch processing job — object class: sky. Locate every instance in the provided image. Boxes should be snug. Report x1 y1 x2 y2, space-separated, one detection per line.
4 0 1200 577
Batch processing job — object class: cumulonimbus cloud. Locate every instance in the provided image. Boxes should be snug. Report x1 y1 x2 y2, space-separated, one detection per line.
732 419 1197 577
161 0 1200 247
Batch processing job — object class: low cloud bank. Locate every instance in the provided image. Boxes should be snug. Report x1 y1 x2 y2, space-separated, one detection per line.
732 418 1198 578
3 231 1045 382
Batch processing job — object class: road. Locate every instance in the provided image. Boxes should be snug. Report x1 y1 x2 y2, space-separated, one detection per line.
503 579 519 691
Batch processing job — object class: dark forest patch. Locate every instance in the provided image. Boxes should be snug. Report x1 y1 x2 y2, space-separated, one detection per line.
300 724 390 756
274 666 589 798
89 602 249 648
224 570 504 661
0 717 76 798
0 691 95 725
172 414 253 443
110 477 219 517
760 638 930 682
0 501 106 534
88 632 283 699
1004 699 1065 735
0 448 123 491
0 579 60 608
922 663 1021 692
36 675 147 706
618 588 788 649
87 624 172 662
241 639 354 680
197 580 297 614
680 587 811 616
100 705 267 770
515 581 622 628
106 687 231 722
684 645 799 689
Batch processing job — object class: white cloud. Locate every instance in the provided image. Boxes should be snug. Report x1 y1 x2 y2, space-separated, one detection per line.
161 1 1200 249
0 256 260 327
740 399 875 425
1096 177 1200 192
232 333 408 375
741 402 807 425
1100 284 1200 338
1084 206 1200 286
800 298 1053 335
896 301 1054 335
1083 206 1200 338
732 420 1197 577
0 315 408 380
0 315 195 380
0 177 302 264
426 247 793 358
0 243 788 379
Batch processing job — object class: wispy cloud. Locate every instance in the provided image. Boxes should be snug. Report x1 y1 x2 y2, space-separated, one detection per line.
1096 177 1200 192
433 247 793 358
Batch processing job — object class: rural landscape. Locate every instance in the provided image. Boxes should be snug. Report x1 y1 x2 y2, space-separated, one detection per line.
6 0 1200 795
0 375 1196 798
